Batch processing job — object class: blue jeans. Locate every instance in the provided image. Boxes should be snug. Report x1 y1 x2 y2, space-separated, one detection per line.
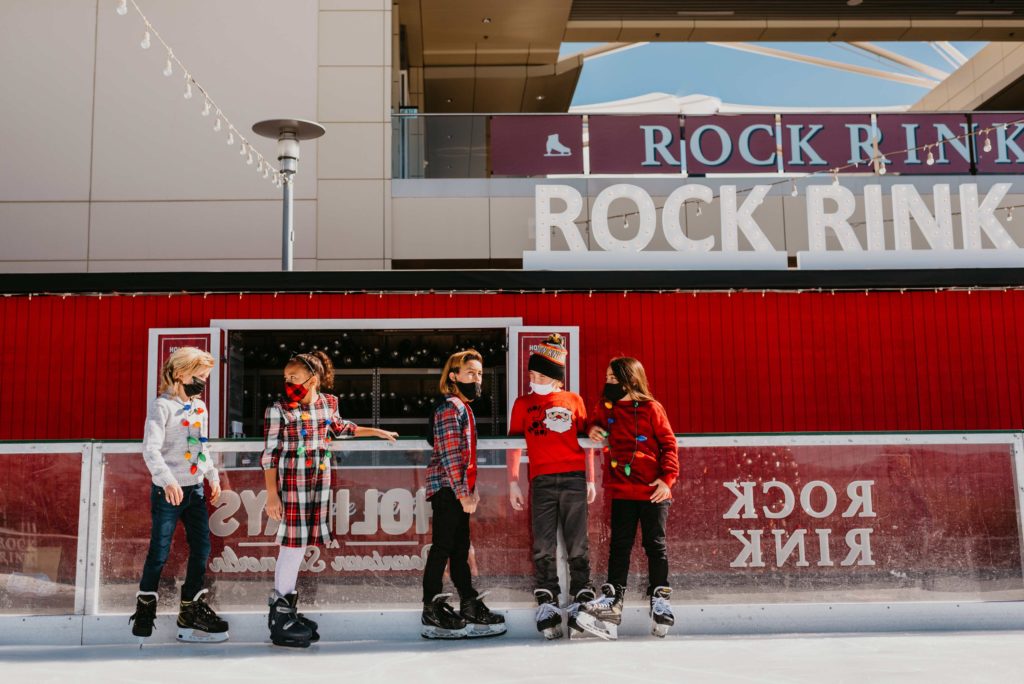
139 484 211 600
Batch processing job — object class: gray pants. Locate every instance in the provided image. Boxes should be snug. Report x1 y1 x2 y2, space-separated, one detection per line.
530 471 591 600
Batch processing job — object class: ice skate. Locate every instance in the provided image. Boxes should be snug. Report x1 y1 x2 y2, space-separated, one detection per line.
533 588 563 640
129 591 158 647
566 587 596 639
268 590 313 648
286 592 319 642
543 133 572 157
460 591 507 638
649 586 674 638
176 588 229 643
574 583 621 641
421 593 467 639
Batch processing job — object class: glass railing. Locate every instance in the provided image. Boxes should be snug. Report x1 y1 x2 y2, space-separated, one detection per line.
2 433 1023 618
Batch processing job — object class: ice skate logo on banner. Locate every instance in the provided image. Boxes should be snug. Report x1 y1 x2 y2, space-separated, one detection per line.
543 133 572 157
543 407 573 433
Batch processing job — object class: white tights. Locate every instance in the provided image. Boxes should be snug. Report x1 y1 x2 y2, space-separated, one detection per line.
274 545 306 596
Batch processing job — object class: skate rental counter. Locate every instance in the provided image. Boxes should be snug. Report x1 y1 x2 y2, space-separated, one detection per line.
1 432 1024 644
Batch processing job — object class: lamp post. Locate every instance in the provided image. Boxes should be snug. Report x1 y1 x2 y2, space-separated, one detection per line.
252 118 326 271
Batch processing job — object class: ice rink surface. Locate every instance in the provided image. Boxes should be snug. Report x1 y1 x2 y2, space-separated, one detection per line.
2 630 1023 683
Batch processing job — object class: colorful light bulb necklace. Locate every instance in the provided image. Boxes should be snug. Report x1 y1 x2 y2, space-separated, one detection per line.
292 394 333 472
179 397 208 477
604 398 645 477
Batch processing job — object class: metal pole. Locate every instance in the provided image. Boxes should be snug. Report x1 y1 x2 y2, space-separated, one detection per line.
280 158 297 272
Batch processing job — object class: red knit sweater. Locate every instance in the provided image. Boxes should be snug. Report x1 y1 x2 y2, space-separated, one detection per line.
590 399 679 501
507 390 593 483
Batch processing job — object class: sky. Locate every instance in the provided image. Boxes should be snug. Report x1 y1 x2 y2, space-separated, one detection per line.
563 42 987 109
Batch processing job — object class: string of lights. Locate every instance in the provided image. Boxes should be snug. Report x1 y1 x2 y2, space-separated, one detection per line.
115 0 283 188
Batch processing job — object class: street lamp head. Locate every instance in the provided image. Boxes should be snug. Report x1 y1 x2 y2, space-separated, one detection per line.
252 118 325 162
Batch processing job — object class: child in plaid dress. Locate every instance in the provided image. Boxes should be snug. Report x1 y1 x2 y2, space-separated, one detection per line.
261 350 397 647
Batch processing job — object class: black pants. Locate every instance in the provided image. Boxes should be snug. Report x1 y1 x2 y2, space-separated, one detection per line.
422 487 478 604
531 471 591 600
139 484 210 600
607 498 671 596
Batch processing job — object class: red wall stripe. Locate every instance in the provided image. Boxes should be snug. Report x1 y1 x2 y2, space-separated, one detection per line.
1 290 1022 440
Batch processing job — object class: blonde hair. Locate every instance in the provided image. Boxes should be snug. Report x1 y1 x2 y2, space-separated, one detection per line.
439 349 483 395
158 346 215 394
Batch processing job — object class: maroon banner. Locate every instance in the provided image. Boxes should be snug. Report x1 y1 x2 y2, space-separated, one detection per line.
685 115 779 174
777 113 873 173
0 453 82 615
490 115 584 176
875 114 972 175
973 113 1024 174
589 115 682 174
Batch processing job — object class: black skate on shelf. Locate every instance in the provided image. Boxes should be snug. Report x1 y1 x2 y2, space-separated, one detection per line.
574 583 622 641
649 586 674 638
460 591 507 638
286 592 320 642
566 587 597 639
421 593 467 639
533 588 563 640
176 588 229 643
129 591 158 647
268 590 313 648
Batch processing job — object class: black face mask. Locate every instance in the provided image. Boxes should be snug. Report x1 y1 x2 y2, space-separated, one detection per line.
456 380 482 401
183 377 206 397
603 382 627 402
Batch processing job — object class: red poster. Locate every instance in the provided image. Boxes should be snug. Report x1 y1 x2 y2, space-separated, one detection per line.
589 115 682 174
684 114 779 174
490 115 584 176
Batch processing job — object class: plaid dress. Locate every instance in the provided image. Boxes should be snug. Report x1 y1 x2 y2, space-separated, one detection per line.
261 393 356 547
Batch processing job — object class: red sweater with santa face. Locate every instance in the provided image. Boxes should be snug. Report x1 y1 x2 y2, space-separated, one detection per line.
590 399 679 501
507 390 592 482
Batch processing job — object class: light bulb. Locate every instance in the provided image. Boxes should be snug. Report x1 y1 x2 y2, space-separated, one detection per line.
878 162 886 176
832 170 839 186
213 116 222 132
926 148 935 166
1008 207 1015 223
790 180 798 197
226 130 235 146
623 214 629 229
201 100 211 116
184 80 193 100
984 136 993 153
116 0 128 16
263 166 270 179
163 56 173 77
140 30 151 49
696 204 702 216
246 150 254 165
239 141 247 156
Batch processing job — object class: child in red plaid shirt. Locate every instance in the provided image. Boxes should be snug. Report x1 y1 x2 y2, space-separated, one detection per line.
420 350 506 639
261 350 396 648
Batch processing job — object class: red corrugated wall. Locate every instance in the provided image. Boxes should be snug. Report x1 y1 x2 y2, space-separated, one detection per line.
1 290 1022 440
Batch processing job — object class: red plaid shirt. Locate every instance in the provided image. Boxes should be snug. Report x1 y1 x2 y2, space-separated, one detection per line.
260 393 357 469
426 395 477 499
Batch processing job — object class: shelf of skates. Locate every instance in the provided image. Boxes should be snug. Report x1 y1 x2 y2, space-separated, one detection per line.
2 432 1024 645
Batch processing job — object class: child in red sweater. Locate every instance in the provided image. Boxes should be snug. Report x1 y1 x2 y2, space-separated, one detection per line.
508 334 596 639
577 356 679 639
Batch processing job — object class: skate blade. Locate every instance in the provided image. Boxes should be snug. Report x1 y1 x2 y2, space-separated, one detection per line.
541 626 563 640
177 628 229 643
573 613 618 641
271 637 312 648
420 625 467 640
463 623 507 638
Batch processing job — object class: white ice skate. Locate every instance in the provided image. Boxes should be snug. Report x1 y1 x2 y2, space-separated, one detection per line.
543 133 572 157
574 584 620 641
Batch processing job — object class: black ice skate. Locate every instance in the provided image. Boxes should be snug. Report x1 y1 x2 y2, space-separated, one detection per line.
649 586 674 638
574 583 622 641
421 593 467 639
268 590 313 648
286 592 320 642
533 588 563 640
129 591 158 647
566 587 596 639
459 591 507 638
176 589 229 643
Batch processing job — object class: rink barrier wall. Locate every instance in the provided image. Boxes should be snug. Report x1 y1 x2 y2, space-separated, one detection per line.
1 433 1024 645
